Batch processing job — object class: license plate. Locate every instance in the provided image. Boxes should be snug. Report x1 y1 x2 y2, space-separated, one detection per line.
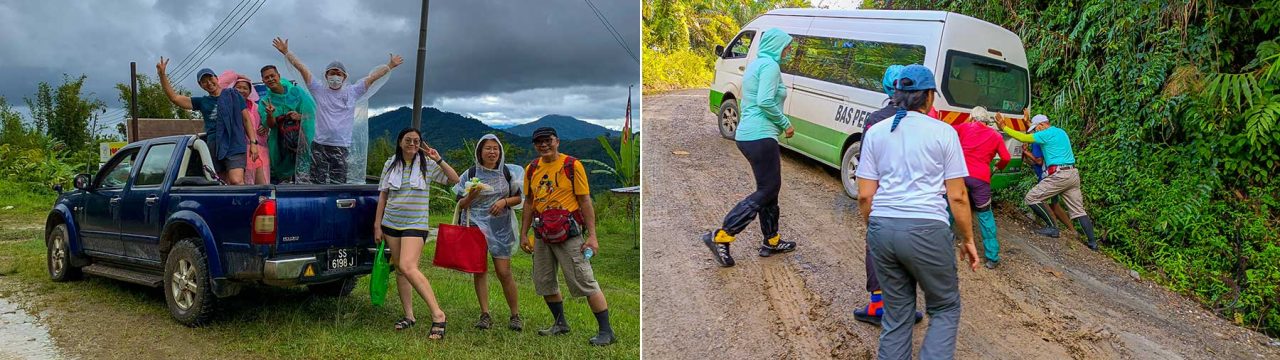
327 248 357 270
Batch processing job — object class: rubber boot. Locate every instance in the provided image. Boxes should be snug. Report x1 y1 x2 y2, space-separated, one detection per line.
1029 203 1060 238
1076 215 1099 250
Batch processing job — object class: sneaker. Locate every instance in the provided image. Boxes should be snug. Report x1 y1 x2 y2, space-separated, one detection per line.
1035 227 1060 238
983 260 999 269
474 312 492 329
853 310 925 326
702 232 734 267
588 332 617 346
758 240 797 257
1086 241 1099 251
509 314 523 331
537 323 571 336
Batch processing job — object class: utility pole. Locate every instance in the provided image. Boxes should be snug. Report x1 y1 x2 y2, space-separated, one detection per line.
130 61 139 142
411 0 430 129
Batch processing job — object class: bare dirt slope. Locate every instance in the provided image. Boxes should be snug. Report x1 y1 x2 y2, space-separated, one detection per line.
640 89 1280 359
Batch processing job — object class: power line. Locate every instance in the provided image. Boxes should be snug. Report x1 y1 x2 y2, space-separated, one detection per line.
583 0 638 63
167 0 253 79
172 0 266 83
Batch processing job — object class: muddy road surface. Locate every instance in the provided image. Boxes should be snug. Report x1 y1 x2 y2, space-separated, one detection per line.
640 89 1280 359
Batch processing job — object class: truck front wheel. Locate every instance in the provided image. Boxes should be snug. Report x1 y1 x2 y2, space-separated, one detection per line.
307 276 358 297
164 238 216 327
46 223 82 282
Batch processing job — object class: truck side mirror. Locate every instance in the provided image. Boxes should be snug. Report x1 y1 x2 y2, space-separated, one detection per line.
714 45 725 58
73 174 92 191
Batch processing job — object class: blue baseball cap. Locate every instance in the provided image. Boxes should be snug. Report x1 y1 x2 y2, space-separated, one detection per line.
894 64 936 91
882 65 905 96
195 68 216 82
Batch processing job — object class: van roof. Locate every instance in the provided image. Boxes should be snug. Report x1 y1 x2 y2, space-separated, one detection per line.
766 8 949 21
761 9 1018 38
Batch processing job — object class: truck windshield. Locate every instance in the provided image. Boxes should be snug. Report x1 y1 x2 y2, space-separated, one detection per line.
940 50 1029 114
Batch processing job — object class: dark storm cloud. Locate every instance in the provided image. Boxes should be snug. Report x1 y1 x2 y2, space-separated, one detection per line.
0 0 640 128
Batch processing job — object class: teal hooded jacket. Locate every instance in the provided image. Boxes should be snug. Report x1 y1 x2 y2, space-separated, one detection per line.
736 28 794 142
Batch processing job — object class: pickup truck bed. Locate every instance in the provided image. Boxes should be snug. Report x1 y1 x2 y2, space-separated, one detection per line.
45 134 382 326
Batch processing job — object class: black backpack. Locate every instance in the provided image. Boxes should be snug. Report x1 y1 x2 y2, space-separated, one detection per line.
278 115 303 155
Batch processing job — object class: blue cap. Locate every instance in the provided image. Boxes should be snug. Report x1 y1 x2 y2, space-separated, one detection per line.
882 65 905 96
195 68 216 82
894 64 936 91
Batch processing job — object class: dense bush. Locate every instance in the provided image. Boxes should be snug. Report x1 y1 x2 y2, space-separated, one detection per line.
875 0 1280 336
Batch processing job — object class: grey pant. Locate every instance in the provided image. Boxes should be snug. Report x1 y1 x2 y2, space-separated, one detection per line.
867 217 961 360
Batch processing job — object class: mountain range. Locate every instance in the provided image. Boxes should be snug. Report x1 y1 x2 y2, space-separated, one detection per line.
367 107 632 191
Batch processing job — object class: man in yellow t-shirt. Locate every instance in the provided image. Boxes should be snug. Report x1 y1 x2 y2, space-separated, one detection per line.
518 127 613 346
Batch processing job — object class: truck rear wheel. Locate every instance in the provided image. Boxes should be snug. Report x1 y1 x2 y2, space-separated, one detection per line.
164 238 216 327
718 99 740 140
307 276 357 297
47 223 82 282
841 141 862 199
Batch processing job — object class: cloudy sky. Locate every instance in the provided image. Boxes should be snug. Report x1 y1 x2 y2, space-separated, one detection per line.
0 0 640 130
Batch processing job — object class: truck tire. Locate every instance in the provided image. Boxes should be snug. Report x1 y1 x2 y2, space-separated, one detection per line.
841 141 862 199
307 276 358 297
718 99 740 140
46 223 82 282
164 238 217 327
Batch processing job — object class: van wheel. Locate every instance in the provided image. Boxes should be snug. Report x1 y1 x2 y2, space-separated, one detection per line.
717 99 739 140
307 276 358 297
47 224 82 282
165 238 216 327
841 141 862 199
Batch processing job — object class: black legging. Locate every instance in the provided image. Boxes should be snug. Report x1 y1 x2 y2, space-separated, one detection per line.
720 138 782 242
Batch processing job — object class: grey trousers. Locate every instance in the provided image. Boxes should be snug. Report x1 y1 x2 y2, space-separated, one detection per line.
867 216 961 360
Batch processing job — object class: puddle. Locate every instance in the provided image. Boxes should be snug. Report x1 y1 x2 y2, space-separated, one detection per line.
0 297 64 360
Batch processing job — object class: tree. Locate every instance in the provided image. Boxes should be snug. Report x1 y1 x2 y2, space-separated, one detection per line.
24 74 106 149
0 96 39 149
114 74 195 120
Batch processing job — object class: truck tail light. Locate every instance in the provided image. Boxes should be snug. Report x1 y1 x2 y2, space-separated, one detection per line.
252 199 276 245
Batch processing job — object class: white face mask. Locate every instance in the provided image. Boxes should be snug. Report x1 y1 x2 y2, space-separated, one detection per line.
326 75 344 89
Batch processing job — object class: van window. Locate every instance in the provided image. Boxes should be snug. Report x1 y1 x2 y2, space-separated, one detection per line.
781 35 925 92
724 31 755 59
941 50 1029 113
135 143 177 187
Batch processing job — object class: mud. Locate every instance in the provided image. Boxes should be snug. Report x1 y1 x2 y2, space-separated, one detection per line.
640 89 1280 359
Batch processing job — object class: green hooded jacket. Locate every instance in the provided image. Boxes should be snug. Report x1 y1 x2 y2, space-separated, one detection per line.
258 77 317 180
736 28 793 142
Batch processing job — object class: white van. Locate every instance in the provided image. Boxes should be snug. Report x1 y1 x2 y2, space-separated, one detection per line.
710 9 1032 198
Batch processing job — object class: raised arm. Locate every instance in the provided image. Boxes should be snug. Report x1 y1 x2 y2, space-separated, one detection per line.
156 57 193 110
365 54 404 88
997 113 1035 143
273 37 312 86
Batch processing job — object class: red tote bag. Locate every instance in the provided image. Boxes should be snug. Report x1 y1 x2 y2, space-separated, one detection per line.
433 205 489 274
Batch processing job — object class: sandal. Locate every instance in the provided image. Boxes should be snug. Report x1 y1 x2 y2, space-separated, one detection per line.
428 321 447 340
394 317 416 331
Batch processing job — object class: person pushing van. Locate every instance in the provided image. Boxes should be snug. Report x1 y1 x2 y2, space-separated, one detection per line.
997 113 1100 250
952 107 1010 269
856 64 978 360
702 28 798 267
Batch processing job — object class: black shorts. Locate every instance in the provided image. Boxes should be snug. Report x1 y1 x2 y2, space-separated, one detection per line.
381 225 428 239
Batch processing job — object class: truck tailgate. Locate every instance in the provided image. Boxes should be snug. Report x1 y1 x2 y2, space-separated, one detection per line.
273 185 379 254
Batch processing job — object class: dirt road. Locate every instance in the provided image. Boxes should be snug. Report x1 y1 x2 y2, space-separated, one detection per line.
640 89 1280 359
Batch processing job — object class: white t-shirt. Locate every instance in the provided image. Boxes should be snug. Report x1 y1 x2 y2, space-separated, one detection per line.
308 78 369 147
855 111 969 223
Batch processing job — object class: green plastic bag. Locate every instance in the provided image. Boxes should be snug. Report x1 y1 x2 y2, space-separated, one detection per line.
370 241 390 307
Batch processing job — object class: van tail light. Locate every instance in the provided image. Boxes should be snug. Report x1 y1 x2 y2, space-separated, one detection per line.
252 198 277 245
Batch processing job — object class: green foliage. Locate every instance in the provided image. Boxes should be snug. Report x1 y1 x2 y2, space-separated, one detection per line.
881 0 1280 336
642 0 809 93
24 74 107 149
113 74 195 120
582 132 640 188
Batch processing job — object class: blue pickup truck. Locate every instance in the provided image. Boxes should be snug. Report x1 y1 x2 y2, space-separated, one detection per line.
44 135 381 326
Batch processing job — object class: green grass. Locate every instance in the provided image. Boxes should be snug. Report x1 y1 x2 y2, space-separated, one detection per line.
0 182 639 359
